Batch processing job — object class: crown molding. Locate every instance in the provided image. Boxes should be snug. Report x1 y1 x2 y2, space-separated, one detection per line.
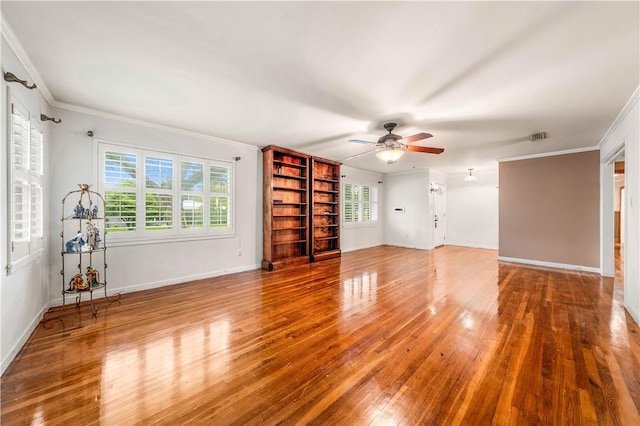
599 86 640 147
54 101 258 151
1 14 55 105
498 146 599 163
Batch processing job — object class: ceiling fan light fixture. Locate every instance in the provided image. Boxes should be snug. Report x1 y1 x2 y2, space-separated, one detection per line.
464 168 478 182
376 148 404 163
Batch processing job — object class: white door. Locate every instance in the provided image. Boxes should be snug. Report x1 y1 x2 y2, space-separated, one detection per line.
432 184 446 247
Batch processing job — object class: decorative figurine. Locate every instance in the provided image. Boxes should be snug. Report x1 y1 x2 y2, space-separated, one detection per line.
65 233 85 253
91 205 98 219
68 273 88 291
93 227 101 249
86 267 100 288
85 223 101 250
73 203 84 219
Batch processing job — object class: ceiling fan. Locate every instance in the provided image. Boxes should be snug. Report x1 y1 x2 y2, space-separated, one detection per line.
345 122 444 164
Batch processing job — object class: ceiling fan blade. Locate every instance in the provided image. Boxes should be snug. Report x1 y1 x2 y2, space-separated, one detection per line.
406 145 444 154
348 139 376 144
403 133 433 144
344 148 380 161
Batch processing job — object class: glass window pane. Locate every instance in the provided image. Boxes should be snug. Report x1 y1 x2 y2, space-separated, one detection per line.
181 195 204 229
210 165 230 193
146 193 173 230
344 202 353 222
181 162 204 192
210 196 229 227
105 151 137 187
105 191 137 232
344 183 352 201
362 185 370 202
363 202 370 221
146 157 173 189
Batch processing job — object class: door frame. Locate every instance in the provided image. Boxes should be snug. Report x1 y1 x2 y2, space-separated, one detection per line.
430 182 446 248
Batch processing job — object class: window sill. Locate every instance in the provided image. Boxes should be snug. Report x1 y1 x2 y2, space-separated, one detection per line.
342 221 380 229
105 232 235 248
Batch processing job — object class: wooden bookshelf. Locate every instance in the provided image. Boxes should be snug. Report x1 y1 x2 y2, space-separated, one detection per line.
310 157 341 262
262 146 310 271
262 146 342 270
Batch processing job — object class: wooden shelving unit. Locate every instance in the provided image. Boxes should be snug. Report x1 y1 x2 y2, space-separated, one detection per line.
310 157 341 262
262 146 311 271
262 146 342 271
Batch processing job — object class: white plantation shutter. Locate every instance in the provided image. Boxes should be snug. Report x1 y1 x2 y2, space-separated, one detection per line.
98 141 234 240
103 149 137 232
209 163 231 229
180 160 204 230
370 187 378 221
30 184 43 238
344 183 354 223
8 96 45 267
343 181 378 225
144 155 174 231
12 179 29 242
30 126 43 175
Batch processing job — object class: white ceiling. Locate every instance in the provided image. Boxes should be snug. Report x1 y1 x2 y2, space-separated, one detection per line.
2 1 638 174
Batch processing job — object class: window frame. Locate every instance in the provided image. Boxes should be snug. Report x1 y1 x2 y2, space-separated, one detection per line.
342 180 379 228
96 140 235 245
6 93 45 274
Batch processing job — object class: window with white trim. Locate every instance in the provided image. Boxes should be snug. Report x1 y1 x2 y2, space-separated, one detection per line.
98 142 233 241
343 181 378 225
8 95 44 268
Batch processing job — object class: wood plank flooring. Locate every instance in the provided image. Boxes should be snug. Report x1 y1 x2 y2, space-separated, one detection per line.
2 245 639 425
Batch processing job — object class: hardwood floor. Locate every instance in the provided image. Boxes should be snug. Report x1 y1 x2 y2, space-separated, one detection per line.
2 245 639 425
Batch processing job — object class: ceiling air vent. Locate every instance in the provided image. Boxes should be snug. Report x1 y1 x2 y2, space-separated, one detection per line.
530 132 547 141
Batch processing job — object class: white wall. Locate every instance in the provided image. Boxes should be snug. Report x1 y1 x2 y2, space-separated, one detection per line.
384 170 431 250
446 168 499 250
340 166 384 252
599 88 639 323
46 107 260 305
1 36 52 374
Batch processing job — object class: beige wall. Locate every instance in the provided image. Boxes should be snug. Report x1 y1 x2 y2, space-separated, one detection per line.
499 150 600 268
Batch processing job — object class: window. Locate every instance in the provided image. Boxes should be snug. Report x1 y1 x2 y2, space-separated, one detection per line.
7 95 44 269
209 165 231 228
145 156 173 231
343 181 378 225
104 150 137 232
180 160 204 230
98 142 234 242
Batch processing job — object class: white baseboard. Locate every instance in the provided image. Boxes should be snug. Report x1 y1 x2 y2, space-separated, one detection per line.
1 302 50 376
342 243 383 253
626 303 640 325
49 263 261 307
384 243 431 250
497 256 601 274
445 242 499 250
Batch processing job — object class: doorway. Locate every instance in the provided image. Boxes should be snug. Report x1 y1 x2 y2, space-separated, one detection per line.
614 159 625 279
432 183 446 247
